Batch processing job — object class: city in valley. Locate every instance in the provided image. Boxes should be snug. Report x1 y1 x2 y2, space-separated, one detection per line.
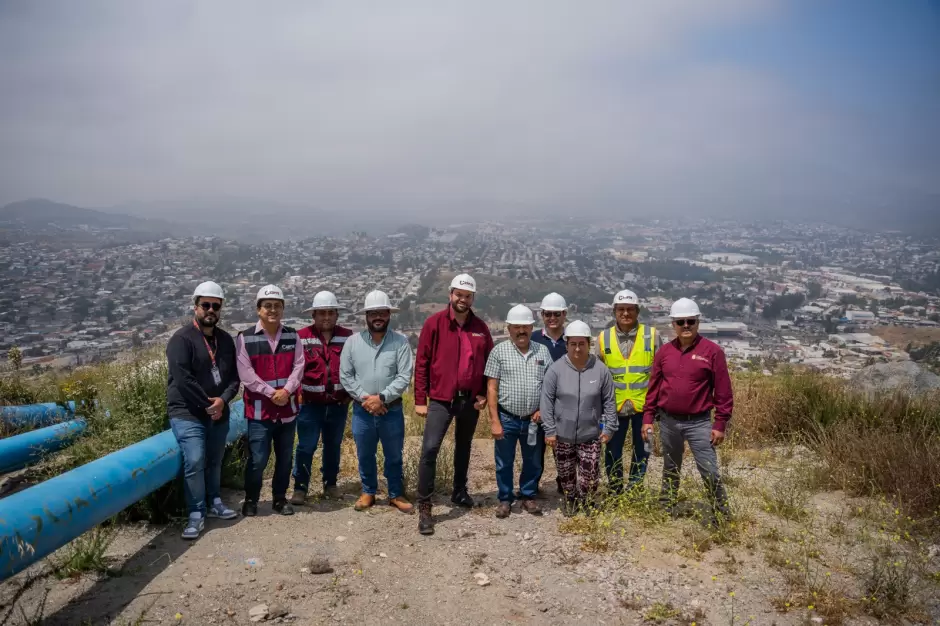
2 213 939 378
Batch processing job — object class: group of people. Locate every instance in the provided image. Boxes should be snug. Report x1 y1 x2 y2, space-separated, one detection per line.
166 274 733 540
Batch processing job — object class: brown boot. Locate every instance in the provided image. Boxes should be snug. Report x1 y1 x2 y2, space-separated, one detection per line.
418 502 434 535
520 499 542 515
389 496 414 514
290 489 307 506
354 494 375 511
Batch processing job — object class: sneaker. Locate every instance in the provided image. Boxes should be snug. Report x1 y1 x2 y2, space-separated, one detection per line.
494 502 511 519
242 500 258 517
418 502 434 535
182 515 204 540
273 499 294 516
520 499 542 515
450 489 474 508
207 500 238 520
290 489 307 506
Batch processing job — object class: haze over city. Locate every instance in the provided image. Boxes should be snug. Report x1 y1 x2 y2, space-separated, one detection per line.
1 0 938 230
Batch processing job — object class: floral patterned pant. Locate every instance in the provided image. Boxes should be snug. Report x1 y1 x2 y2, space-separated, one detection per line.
555 438 601 498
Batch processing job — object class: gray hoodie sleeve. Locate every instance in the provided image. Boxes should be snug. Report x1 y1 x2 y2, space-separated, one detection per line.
540 366 558 438
599 365 618 437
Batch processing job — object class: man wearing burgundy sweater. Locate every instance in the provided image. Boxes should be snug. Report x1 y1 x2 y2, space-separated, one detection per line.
642 298 733 520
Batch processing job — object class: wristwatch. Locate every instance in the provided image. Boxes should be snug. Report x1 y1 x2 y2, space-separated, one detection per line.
379 392 388 404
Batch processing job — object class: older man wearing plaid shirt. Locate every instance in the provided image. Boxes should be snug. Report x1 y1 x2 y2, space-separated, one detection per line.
484 305 552 518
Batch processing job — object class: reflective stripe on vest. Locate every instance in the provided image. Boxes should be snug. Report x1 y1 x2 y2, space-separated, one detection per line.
597 323 656 413
302 384 326 393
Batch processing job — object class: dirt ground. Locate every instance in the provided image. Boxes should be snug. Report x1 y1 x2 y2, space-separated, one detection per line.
870 325 940 349
2 438 939 626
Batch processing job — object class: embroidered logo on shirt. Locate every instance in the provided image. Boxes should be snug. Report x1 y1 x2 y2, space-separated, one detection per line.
470 332 486 338
589 380 597 384
691 354 708 362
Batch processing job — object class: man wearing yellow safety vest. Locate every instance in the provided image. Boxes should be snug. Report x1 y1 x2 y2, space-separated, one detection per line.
596 289 663 493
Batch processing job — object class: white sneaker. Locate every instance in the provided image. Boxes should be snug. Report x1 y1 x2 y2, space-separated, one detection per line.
207 500 238 520
182 514 204 540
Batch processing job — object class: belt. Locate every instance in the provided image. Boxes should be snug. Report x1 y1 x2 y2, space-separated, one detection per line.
660 410 710 421
497 405 532 420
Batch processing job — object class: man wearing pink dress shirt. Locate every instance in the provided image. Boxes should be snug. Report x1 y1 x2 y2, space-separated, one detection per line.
235 284 305 517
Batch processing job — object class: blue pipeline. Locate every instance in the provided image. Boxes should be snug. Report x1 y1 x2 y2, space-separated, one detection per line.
0 402 77 430
0 400 247 580
0 419 87 474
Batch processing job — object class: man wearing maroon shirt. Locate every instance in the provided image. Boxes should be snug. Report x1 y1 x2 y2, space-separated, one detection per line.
642 298 732 521
414 273 494 535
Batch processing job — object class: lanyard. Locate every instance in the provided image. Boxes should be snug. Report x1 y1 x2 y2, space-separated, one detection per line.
193 320 218 368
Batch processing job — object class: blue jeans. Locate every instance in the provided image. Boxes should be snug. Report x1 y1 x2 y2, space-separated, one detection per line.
494 411 542 503
292 403 348 492
170 416 230 515
603 412 649 492
245 419 297 503
351 403 405 499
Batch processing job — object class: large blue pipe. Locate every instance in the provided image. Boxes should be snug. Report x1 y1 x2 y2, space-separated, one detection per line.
0 402 76 430
0 401 246 580
0 419 87 474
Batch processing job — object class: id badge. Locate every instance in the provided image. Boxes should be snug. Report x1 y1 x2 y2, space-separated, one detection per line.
211 366 222 386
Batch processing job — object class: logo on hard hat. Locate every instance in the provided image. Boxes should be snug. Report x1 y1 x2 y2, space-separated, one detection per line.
264 289 279 295
460 280 473 287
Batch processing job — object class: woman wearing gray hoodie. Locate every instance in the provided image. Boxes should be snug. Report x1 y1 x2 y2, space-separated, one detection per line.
540 321 618 514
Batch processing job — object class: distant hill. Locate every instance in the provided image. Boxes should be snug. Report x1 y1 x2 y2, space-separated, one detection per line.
0 198 183 239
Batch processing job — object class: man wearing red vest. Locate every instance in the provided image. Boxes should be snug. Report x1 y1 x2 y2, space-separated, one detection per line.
235 284 305 517
291 291 353 505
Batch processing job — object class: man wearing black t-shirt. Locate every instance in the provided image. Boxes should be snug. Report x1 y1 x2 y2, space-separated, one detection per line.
166 281 240 540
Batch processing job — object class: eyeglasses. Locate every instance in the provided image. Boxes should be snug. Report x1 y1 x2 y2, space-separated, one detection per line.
261 302 284 311
542 311 563 318
199 302 221 312
674 318 698 327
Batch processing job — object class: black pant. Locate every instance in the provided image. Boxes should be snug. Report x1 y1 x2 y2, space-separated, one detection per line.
417 398 479 503
245 419 297 503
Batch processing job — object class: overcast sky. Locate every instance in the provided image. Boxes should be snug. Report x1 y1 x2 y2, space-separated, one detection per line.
1 1 938 222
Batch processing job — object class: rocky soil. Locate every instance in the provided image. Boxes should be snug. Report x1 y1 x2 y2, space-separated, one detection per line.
2 439 938 625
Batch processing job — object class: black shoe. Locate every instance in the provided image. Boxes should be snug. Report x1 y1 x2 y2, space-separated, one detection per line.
556 478 564 495
273 499 294 516
418 503 435 535
451 489 474 508
242 501 258 517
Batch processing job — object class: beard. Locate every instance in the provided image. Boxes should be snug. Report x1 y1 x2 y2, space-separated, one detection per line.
451 301 469 313
198 314 218 328
367 319 388 333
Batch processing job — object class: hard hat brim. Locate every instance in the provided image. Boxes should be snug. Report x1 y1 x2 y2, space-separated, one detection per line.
538 307 567 312
302 305 348 313
354 306 400 315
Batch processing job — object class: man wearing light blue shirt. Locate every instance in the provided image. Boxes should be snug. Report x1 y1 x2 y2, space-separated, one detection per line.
339 290 415 514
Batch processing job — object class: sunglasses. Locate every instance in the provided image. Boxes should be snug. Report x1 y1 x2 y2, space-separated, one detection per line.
674 318 698 327
542 311 563 318
199 302 221 312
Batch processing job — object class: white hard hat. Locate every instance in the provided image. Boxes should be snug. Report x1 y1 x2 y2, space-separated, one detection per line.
355 290 400 314
450 273 477 293
563 320 592 339
303 291 346 313
613 290 639 306
193 281 224 303
669 297 702 318
539 292 567 312
505 305 536 325
256 284 285 304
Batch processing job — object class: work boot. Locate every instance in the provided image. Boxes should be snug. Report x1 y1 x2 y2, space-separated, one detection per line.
242 500 258 517
323 484 343 499
494 502 511 519
273 499 294 516
418 502 434 535
290 489 307 506
354 494 375 511
451 488 474 508
389 496 414 514
520 499 542 515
